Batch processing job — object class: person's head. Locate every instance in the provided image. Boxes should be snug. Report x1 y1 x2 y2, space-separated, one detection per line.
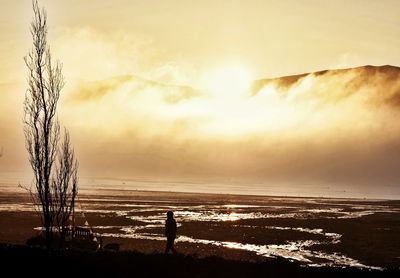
167 211 174 219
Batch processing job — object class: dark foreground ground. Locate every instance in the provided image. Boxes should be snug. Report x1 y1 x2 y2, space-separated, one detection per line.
0 243 399 278
2 190 400 268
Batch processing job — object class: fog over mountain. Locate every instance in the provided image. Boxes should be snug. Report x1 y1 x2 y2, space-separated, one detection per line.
1 65 400 196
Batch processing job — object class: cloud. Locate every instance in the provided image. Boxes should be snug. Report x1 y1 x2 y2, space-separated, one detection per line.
52 27 197 86
2 65 400 193
67 74 203 105
54 65 400 188
252 65 400 107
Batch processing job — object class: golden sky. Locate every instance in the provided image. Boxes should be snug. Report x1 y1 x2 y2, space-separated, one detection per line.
1 1 400 196
1 0 400 83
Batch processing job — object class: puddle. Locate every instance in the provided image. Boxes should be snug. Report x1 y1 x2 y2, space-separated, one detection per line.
101 229 382 270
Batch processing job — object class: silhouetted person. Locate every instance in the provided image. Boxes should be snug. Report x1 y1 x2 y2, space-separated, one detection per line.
164 211 177 254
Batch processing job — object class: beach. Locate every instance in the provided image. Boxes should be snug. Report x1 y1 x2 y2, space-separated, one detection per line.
1 185 399 270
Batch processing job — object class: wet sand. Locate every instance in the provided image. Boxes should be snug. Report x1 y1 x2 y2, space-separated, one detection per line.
1 189 399 269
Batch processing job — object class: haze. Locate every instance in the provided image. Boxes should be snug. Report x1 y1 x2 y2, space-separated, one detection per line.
1 0 400 198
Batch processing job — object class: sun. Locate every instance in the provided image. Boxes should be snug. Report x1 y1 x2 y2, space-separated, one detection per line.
201 64 252 99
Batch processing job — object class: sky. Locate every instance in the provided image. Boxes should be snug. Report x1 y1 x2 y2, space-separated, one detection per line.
0 0 400 197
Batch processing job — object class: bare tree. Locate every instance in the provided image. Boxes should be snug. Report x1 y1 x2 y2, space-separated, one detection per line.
24 0 78 248
52 131 78 245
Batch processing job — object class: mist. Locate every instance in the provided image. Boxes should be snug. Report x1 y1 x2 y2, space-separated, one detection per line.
1 65 400 197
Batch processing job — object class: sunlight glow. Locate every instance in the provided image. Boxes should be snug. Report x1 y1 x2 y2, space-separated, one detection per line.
201 65 252 99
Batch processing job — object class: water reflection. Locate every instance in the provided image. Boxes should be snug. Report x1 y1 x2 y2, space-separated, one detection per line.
3 194 397 270
101 229 381 270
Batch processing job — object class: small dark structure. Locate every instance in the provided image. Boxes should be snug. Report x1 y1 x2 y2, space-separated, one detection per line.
27 223 99 251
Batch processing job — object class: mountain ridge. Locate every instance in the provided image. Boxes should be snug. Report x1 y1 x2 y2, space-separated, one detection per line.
251 65 400 95
70 65 400 106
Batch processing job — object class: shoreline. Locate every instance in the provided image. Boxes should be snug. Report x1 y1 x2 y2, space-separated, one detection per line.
1 182 400 202
0 173 399 200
